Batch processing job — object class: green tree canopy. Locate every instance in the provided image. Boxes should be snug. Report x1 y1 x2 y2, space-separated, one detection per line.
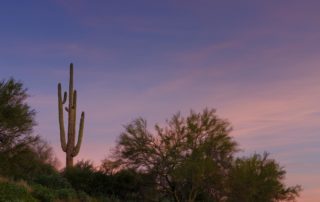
111 108 301 202
0 78 36 152
113 109 238 201
0 78 58 179
227 153 301 202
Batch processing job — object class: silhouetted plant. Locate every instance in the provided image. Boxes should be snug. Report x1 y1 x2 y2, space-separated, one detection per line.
0 141 57 181
0 79 59 180
58 63 85 168
111 108 301 202
33 173 72 190
227 153 302 202
0 78 38 178
0 78 36 153
63 160 96 193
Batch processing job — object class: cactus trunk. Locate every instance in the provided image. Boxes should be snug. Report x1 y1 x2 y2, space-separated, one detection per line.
58 63 85 168
66 152 73 168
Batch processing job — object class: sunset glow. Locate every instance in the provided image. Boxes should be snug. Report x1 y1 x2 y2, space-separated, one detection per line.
0 1 319 201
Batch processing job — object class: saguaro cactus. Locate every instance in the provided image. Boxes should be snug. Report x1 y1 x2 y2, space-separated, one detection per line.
58 63 85 168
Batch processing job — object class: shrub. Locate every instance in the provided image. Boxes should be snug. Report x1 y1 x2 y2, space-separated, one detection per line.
33 174 72 189
32 181 78 201
63 160 96 193
0 180 37 202
0 146 57 181
77 190 91 202
55 188 77 200
32 184 55 202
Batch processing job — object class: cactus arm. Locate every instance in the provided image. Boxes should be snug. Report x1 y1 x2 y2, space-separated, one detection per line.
62 92 67 104
72 111 85 157
58 83 67 152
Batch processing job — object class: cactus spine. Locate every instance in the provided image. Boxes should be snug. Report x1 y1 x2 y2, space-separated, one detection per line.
58 63 85 168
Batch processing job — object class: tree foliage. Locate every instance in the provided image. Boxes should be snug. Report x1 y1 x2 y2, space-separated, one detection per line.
114 109 238 201
0 78 36 152
63 160 156 201
0 78 58 179
112 108 301 202
227 153 301 202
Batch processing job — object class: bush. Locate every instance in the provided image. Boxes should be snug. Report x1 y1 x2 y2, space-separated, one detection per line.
0 180 37 202
63 160 96 193
32 184 55 202
33 174 72 189
32 182 77 201
77 190 91 202
56 188 77 200
0 146 57 181
63 160 157 200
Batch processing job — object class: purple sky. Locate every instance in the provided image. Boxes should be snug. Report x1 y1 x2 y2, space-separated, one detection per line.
0 1 319 201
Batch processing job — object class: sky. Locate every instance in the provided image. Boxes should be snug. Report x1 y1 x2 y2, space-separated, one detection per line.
0 0 319 201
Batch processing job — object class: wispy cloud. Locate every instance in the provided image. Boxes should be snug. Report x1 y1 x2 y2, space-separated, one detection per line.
2 1 318 200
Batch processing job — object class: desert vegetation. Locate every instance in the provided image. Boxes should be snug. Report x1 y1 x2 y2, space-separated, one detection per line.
0 74 301 201
58 63 85 168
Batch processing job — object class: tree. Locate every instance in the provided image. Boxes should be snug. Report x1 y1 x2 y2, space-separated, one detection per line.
227 153 301 202
0 78 36 153
58 63 85 168
0 140 57 180
112 108 301 202
30 138 61 169
113 109 238 201
0 78 58 179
